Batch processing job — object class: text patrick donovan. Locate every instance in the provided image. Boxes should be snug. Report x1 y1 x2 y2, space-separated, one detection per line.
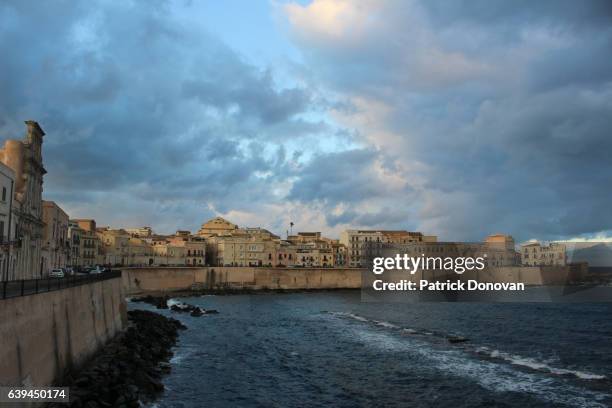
372 279 525 291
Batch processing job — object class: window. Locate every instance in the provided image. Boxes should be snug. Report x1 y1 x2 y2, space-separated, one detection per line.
2 187 6 201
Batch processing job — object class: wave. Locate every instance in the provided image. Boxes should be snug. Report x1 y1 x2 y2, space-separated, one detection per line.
476 347 606 380
330 312 606 382
325 311 610 407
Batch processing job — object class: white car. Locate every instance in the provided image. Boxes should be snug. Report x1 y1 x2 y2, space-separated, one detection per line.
90 266 104 274
49 269 65 278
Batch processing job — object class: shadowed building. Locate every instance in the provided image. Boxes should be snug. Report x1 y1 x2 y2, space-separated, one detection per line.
41 200 69 274
73 219 103 266
0 121 46 280
68 220 84 267
0 162 15 278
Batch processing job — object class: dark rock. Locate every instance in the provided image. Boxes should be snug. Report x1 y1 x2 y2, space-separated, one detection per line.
55 310 186 407
447 336 469 343
190 308 203 317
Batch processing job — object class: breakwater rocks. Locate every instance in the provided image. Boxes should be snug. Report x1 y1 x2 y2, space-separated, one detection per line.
132 295 219 317
170 301 219 316
50 310 186 408
132 294 170 309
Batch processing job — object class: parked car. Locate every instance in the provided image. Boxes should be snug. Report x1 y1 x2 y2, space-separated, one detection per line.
64 267 74 276
90 265 105 274
49 269 65 278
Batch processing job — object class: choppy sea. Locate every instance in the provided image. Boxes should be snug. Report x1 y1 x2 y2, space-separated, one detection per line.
131 291 612 407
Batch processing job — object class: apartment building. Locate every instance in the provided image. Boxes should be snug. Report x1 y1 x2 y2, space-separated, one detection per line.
73 219 103 266
41 200 69 274
340 229 437 267
368 234 520 268
164 234 206 266
287 232 335 267
207 227 279 267
521 241 566 266
97 228 131 265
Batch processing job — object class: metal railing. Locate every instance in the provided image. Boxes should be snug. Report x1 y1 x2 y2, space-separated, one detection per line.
0 270 122 300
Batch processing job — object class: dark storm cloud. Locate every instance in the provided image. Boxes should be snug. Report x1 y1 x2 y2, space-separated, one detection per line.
0 0 325 232
284 0 612 240
288 149 392 203
2 0 611 239
423 0 612 29
182 72 311 125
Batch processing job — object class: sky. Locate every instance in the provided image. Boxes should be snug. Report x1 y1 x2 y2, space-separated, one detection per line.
1 0 611 242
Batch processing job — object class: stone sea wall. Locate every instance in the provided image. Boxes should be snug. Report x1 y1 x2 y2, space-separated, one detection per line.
122 265 586 295
121 267 363 294
0 276 126 389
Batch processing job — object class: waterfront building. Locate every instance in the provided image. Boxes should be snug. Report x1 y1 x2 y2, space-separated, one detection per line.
287 232 335 267
126 237 154 266
41 201 69 274
294 241 333 267
330 241 347 267
0 121 46 280
340 229 437 267
167 234 206 266
365 234 520 268
152 240 186 265
276 240 297 267
521 241 566 266
207 227 278 267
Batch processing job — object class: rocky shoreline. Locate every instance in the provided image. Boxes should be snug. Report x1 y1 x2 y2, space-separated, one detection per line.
50 310 186 408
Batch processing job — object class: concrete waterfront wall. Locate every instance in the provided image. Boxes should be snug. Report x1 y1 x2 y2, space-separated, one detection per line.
121 265 586 295
121 266 363 294
0 277 126 388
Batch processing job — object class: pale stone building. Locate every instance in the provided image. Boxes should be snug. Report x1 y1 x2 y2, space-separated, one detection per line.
73 219 103 266
0 121 46 280
126 237 154 266
287 232 335 267
0 162 15 279
166 234 206 266
366 234 520 268
208 227 279 267
294 241 333 267
153 241 186 266
341 229 437 268
41 200 69 274
97 228 131 266
124 226 153 238
197 216 238 237
276 240 297 267
521 241 566 266
330 241 347 267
